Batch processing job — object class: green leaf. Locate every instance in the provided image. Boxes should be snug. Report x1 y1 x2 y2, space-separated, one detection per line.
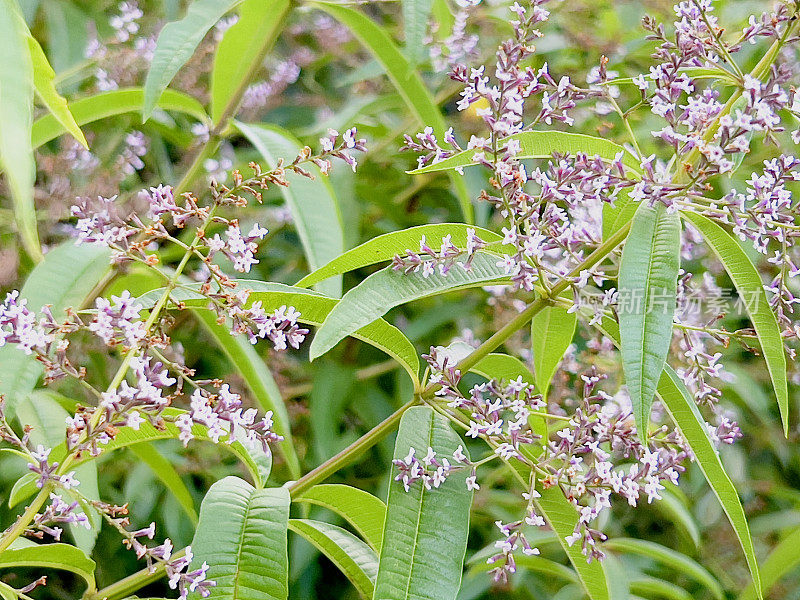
534 483 611 600
0 0 39 260
191 477 289 600
0 242 111 415
138 281 420 385
656 367 761 598
738 525 800 600
591 315 761 597
295 223 503 289
143 0 242 121
408 130 641 175
210 0 290 125
294 484 386 552
0 543 95 589
235 122 344 298
32 88 208 148
27 34 87 148
129 443 198 524
604 538 723 600
16 392 101 554
193 309 300 479
532 302 577 398
682 211 788 434
618 201 680 441
313 2 474 223
288 519 377 599
310 252 508 361
373 406 472 600
402 0 432 64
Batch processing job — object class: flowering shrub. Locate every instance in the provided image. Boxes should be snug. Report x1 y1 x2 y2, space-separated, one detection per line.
1 1 800 599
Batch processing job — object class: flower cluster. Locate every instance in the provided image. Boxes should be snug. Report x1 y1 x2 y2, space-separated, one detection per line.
391 230 487 276
392 445 473 492
27 493 91 541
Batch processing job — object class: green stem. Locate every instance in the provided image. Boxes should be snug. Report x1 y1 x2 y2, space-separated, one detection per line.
84 550 184 600
0 483 54 554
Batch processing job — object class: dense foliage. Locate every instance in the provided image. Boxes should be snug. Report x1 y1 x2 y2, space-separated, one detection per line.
1 1 800 599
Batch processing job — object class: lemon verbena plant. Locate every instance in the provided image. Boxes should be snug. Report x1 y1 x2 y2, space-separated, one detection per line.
1 1 799 599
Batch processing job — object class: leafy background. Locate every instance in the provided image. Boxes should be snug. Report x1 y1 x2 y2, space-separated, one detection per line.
1 0 799 599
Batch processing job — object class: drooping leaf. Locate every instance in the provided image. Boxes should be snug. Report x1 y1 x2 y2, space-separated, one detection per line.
0 0 39 260
532 302 577 398
294 484 386 552
618 201 680 441
142 0 242 120
296 224 504 289
657 367 761 597
604 538 723 600
236 122 344 298
310 252 509 361
313 2 474 222
402 0 433 64
27 35 87 147
408 130 640 175
373 406 472 600
592 314 761 596
129 443 198 524
193 309 300 479
190 477 289 600
0 543 95 589
32 88 208 148
288 519 377 599
210 0 291 125
682 211 788 434
138 281 420 385
0 242 111 415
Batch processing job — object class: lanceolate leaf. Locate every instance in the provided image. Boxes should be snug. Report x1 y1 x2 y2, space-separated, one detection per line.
0 242 111 415
310 252 509 361
194 309 300 479
294 484 386 552
143 0 242 120
288 519 377 599
592 315 761 597
32 88 208 148
313 2 474 223
210 0 291 125
236 122 345 298
618 202 680 441
296 224 504 289
373 406 472 600
602 189 637 241
0 0 39 260
191 477 289 600
682 211 788 434
27 35 87 148
138 281 420 385
402 0 433 64
0 543 95 589
604 538 723 600
532 302 577 398
408 130 641 175
657 367 762 598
